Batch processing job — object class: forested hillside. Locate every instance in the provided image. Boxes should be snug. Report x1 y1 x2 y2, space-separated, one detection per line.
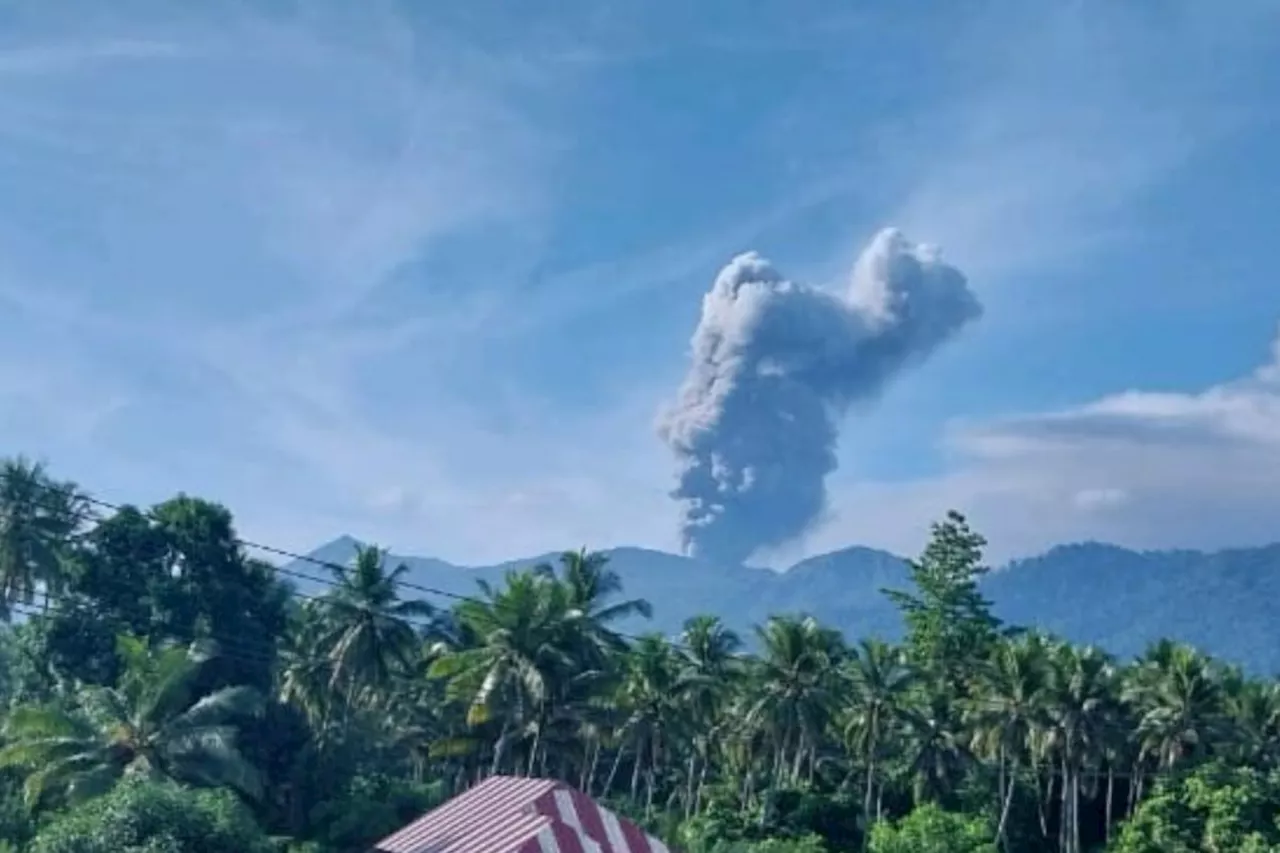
294 537 1280 673
2 455 1279 853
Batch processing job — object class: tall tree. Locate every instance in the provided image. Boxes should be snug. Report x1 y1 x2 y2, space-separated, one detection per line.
318 544 435 708
0 635 263 808
842 638 914 840
883 511 1001 698
0 457 85 617
543 548 653 640
747 615 845 787
1124 641 1226 774
59 498 290 691
1041 643 1118 853
429 570 579 776
614 634 690 814
965 633 1050 851
680 615 743 815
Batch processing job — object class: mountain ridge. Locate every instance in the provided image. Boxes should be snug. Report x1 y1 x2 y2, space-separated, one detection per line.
286 536 1280 673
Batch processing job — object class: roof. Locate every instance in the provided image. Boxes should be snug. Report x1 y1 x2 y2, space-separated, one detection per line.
372 775 677 853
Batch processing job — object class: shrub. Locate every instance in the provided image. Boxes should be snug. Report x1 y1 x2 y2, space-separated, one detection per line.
868 803 997 853
28 779 273 853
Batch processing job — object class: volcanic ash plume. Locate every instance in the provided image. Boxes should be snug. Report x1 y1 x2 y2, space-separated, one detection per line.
657 228 981 566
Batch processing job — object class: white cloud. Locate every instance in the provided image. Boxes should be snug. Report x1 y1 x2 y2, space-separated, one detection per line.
0 6 585 552
809 327 1280 563
2 1 1277 571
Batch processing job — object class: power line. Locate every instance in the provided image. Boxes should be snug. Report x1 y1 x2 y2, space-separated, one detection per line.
0 468 708 653
0 596 1218 785
0 475 1263 785
2 599 281 669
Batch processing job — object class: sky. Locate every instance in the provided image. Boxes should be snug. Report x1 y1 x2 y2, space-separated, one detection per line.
2 0 1280 567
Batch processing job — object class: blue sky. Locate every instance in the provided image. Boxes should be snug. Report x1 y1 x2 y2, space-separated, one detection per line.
2 0 1280 565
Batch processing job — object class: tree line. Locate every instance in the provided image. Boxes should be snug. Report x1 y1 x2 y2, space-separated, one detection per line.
0 455 1278 853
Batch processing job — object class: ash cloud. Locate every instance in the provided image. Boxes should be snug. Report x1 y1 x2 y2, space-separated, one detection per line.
657 228 981 566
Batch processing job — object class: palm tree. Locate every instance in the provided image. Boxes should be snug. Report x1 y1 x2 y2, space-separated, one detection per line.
277 601 335 729
899 690 969 805
1219 666 1280 768
541 548 652 648
613 634 691 815
1124 641 1225 774
747 615 845 787
966 633 1050 852
318 544 435 707
842 638 915 841
1041 642 1118 853
0 634 263 808
0 456 86 616
429 570 580 776
679 615 743 816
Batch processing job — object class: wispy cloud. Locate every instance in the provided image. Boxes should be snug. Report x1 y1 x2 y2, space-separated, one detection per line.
0 5 575 536
2 0 1277 568
0 39 185 75
805 327 1280 562
769 1 1280 565
0 1 691 560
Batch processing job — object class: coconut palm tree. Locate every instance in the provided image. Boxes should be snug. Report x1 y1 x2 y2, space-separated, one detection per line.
1041 642 1118 853
747 615 846 787
540 548 652 651
0 456 86 616
899 690 970 806
277 601 335 729
679 614 743 815
1219 666 1280 768
429 570 580 776
842 638 915 841
1124 641 1225 774
318 544 435 707
613 634 691 815
0 634 263 808
966 633 1050 852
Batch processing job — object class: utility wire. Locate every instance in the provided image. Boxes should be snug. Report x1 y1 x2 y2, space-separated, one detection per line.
0 476 1251 784
0 469 710 652
1 592 1200 785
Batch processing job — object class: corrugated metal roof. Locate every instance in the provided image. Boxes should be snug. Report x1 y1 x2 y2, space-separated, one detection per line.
372 775 677 853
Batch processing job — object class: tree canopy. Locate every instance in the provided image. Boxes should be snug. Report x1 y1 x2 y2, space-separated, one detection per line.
1 455 1277 853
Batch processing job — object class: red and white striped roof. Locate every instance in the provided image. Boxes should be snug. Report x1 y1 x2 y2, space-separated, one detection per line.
372 775 677 853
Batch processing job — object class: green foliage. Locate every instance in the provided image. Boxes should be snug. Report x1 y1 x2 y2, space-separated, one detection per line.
0 633 264 809
0 457 84 618
27 779 274 853
882 511 1001 693
868 804 997 853
760 788 861 850
5 455 1280 853
1110 762 1280 853
0 770 36 849
699 836 829 853
304 773 445 853
49 498 290 691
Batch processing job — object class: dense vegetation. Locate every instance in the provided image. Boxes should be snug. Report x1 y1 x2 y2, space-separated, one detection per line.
0 456 1278 853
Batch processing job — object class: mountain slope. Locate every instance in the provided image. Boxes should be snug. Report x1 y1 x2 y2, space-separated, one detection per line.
287 537 1280 673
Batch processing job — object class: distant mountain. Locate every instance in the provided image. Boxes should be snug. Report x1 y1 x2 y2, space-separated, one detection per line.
286 537 1280 673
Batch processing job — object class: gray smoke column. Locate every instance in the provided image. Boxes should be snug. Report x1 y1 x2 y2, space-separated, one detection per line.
657 228 981 566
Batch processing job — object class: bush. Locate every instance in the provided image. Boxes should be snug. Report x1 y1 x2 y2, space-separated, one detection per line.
1109 762 1280 853
868 804 997 853
0 773 35 850
687 836 828 853
304 772 444 853
28 779 274 853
